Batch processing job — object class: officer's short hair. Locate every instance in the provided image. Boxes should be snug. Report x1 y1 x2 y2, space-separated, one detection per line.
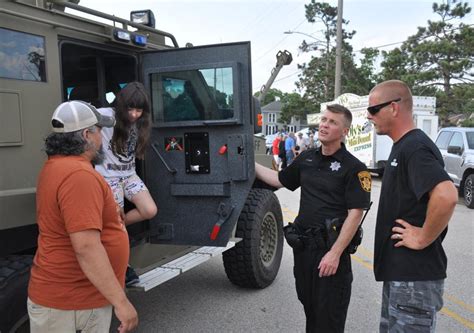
326 104 352 128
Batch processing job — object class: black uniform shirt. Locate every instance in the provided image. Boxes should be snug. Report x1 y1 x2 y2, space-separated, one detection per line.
279 145 371 229
374 129 452 282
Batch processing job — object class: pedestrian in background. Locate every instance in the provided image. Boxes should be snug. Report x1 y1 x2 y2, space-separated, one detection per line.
272 132 283 170
285 132 297 165
296 132 308 153
278 134 287 169
255 104 371 332
28 101 138 333
367 80 458 333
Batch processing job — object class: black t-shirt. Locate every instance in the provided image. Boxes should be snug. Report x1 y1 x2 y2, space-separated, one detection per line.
374 129 452 282
279 145 371 228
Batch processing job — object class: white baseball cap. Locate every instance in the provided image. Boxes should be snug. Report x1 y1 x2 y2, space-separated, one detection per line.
51 100 115 133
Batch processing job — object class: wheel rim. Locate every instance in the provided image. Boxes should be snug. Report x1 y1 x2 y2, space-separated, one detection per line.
465 177 473 205
260 212 278 268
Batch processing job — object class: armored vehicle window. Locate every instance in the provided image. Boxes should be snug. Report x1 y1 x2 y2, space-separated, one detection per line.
150 67 234 123
0 28 46 82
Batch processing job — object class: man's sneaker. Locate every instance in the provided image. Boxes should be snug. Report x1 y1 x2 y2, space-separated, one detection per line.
125 265 139 286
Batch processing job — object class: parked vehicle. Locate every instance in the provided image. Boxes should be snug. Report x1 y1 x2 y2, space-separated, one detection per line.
435 127 474 208
0 1 284 331
308 93 439 176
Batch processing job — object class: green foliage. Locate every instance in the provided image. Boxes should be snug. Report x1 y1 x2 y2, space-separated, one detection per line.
295 1 379 118
286 0 473 126
279 92 318 124
380 0 473 121
254 88 284 106
460 117 474 127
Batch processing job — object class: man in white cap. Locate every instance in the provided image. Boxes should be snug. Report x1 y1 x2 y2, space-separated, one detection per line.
27 101 138 333
296 132 308 154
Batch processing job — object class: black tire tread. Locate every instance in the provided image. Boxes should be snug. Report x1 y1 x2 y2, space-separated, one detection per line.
0 255 33 333
222 188 283 288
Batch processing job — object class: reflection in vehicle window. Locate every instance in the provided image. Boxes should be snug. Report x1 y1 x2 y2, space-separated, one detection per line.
449 132 464 149
0 28 46 82
466 132 474 149
150 67 234 123
435 131 452 149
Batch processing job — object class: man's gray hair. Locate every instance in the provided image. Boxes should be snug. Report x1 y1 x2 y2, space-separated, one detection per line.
44 126 97 156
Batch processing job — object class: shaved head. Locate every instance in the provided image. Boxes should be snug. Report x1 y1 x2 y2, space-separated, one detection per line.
370 80 413 112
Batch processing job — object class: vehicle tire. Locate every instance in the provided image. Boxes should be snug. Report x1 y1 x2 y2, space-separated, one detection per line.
222 188 283 289
463 174 474 209
0 255 33 333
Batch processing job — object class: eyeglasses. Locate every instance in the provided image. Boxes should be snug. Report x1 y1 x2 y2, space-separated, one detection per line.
367 98 401 115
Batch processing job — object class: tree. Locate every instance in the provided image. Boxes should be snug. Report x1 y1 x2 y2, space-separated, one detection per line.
279 92 318 124
380 0 473 121
254 88 284 106
295 1 379 116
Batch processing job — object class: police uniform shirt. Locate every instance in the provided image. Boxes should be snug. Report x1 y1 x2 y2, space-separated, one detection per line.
374 129 452 282
278 145 371 229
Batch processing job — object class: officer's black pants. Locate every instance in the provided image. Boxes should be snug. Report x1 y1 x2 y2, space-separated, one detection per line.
293 240 353 333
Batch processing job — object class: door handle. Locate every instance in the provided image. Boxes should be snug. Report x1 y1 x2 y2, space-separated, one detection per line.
151 143 177 174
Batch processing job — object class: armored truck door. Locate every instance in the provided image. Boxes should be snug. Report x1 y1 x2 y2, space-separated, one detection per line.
140 42 254 247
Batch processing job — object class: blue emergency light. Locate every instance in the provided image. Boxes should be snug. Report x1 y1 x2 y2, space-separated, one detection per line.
132 34 147 46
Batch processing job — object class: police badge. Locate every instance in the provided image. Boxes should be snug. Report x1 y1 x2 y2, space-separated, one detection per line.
358 170 372 192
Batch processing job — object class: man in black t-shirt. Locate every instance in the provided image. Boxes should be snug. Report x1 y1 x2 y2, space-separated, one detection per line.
256 104 371 333
367 80 458 333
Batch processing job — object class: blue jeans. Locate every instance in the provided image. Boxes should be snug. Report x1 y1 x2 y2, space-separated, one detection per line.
380 280 444 333
286 150 295 165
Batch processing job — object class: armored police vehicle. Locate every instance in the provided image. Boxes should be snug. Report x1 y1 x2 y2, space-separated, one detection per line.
0 1 284 331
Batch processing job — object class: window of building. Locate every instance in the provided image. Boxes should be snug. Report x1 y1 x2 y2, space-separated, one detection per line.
268 113 276 123
265 125 277 135
287 125 296 133
0 28 46 82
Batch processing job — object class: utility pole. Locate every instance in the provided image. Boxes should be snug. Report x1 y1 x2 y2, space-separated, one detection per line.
334 0 343 98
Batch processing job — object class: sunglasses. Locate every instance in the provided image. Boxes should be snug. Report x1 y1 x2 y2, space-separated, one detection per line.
367 98 401 115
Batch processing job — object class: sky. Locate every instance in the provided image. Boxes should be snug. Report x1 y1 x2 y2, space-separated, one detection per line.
77 0 473 96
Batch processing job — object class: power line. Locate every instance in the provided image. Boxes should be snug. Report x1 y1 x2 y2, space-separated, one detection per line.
254 17 307 63
274 69 302 83
354 23 474 53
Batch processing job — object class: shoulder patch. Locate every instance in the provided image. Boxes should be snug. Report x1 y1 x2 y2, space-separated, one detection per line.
358 170 371 192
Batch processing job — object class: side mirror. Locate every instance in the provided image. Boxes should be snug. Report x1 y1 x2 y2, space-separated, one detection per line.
447 145 462 155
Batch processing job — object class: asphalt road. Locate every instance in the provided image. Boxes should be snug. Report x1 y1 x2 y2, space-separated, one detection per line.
117 178 474 332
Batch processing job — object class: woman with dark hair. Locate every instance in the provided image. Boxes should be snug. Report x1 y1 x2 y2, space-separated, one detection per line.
96 82 158 285
96 82 158 226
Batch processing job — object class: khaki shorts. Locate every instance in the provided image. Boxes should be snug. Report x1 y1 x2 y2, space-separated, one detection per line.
27 298 112 333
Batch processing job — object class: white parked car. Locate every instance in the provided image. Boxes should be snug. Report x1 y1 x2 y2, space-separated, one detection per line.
435 127 474 209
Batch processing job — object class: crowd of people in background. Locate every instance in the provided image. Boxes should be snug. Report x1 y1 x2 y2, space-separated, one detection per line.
270 128 318 170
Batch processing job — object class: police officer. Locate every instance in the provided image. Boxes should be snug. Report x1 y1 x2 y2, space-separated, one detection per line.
255 104 371 333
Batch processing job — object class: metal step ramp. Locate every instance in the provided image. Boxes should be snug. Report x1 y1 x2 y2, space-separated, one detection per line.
129 241 236 292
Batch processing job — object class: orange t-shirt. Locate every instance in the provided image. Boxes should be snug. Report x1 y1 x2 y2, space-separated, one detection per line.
28 155 129 310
